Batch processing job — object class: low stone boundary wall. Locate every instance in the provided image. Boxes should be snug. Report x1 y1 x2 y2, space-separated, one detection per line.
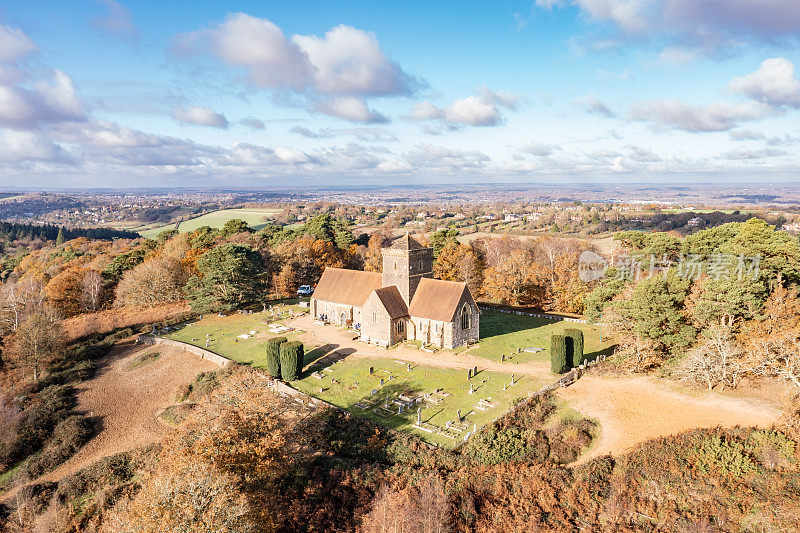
137 335 232 367
478 305 589 324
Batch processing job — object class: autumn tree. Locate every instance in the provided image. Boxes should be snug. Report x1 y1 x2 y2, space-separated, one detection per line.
9 308 65 381
115 256 188 308
81 269 105 311
482 250 546 306
44 267 86 317
741 283 800 390
275 262 299 297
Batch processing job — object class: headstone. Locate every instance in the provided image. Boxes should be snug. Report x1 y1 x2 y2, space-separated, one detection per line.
369 366 374 375
469 383 474 394
468 368 472 379
457 409 462 421
398 405 404 414
501 354 505 362
379 378 384 387
517 347 521 353
417 408 422 424
511 374 515 386
407 363 411 372
503 383 507 391
473 365 478 376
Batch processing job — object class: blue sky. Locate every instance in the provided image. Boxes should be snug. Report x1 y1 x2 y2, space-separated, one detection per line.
0 0 799 187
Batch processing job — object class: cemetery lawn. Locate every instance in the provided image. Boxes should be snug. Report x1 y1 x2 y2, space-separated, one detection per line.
140 207 281 238
162 303 309 368
292 357 546 448
470 309 614 364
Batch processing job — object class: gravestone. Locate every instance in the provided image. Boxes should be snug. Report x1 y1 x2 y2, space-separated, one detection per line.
469 383 474 394
379 378 384 387
369 366 374 375
417 408 422 424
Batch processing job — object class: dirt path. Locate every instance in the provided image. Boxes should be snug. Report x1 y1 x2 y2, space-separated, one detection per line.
1 342 219 502
289 316 553 378
558 375 783 464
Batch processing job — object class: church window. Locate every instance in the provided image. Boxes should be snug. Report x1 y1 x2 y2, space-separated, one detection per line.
373 312 377 322
461 304 470 330
394 261 397 271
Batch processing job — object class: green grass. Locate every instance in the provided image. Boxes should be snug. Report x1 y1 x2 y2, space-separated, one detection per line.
128 350 161 369
140 208 281 238
163 304 308 368
470 310 614 364
292 356 544 448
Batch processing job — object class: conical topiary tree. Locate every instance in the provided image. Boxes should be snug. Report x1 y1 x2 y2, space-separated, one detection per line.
550 334 568 374
280 341 304 381
266 336 286 378
564 328 585 367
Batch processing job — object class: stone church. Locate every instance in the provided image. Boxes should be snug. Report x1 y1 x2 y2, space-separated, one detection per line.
310 234 479 349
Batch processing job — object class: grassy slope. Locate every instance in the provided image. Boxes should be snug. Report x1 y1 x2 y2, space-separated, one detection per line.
139 208 280 238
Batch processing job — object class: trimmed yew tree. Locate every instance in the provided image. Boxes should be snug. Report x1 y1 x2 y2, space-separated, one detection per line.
564 328 585 367
280 341 304 381
266 336 286 378
550 335 568 374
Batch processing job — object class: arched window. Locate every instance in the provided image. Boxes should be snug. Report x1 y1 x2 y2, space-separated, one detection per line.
461 304 470 330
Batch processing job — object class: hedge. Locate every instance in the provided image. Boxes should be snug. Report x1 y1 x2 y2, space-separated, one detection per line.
550 335 568 374
564 328 585 368
266 336 287 378
280 341 304 381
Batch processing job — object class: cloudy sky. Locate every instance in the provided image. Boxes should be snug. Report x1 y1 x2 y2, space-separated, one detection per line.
1 0 799 188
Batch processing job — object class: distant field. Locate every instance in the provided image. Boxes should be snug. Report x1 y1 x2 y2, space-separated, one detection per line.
470 310 613 363
139 208 280 238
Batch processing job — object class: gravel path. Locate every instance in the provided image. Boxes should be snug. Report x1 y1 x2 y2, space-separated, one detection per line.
558 375 783 464
1 342 219 502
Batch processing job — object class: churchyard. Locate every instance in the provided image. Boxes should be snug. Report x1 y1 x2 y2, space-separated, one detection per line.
471 309 613 363
292 357 546 448
161 305 608 447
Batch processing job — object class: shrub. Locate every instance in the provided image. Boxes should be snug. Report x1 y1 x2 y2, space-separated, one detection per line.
694 434 759 479
550 335 568 374
266 336 286 378
21 415 94 480
464 426 549 465
280 341 304 381
564 329 585 367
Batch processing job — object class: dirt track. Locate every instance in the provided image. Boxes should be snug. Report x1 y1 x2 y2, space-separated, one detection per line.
1 342 219 502
558 375 784 464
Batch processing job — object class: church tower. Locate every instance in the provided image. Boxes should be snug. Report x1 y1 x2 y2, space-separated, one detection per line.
382 234 433 305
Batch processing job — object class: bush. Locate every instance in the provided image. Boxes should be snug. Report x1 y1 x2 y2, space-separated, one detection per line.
280 341 304 381
551 335 568 374
464 426 549 465
266 336 286 378
564 329 585 368
21 415 94 480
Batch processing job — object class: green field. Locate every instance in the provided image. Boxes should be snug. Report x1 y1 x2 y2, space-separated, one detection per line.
140 208 281 238
471 310 613 363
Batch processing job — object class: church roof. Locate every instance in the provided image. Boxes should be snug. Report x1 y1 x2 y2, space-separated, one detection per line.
388 233 427 251
372 286 409 319
312 267 383 307
408 278 470 322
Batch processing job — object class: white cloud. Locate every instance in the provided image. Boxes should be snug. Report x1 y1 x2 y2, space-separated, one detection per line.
407 87 520 128
93 0 138 41
520 141 560 156
313 96 388 124
240 117 265 130
584 95 616 117
537 0 800 52
0 131 70 163
721 147 788 160
174 13 420 123
0 25 37 63
0 70 85 129
729 129 765 141
171 106 229 128
629 100 771 132
730 58 800 108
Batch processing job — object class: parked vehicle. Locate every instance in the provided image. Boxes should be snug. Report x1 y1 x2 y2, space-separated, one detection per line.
297 285 314 296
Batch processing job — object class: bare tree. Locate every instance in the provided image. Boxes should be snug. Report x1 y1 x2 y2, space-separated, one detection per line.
10 308 65 381
677 323 745 390
81 269 104 311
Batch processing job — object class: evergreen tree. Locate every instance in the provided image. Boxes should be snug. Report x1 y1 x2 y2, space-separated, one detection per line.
266 337 286 378
564 328 585 367
279 341 304 381
55 227 66 245
550 335 568 374
186 244 266 313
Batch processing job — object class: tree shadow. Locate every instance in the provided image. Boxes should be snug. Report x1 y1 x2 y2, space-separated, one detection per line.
301 345 357 378
478 310 554 341
583 344 616 363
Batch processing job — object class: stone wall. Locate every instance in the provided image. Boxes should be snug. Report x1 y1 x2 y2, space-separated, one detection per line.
138 335 231 367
